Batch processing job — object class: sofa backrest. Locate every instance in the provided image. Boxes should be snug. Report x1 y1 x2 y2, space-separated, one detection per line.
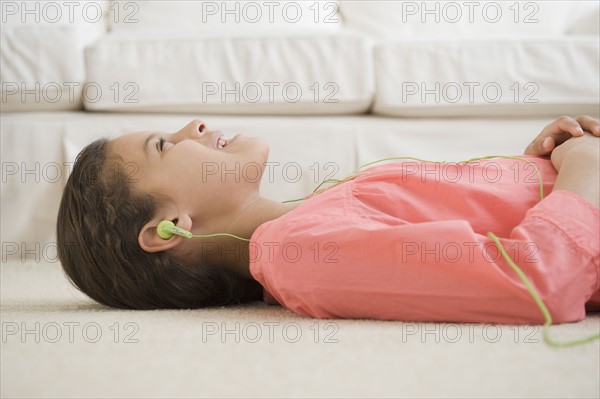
339 0 600 38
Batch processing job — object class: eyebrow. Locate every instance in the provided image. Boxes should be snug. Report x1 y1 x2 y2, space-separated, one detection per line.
144 133 158 158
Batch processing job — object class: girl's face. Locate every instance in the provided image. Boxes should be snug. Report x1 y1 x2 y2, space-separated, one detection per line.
108 119 270 252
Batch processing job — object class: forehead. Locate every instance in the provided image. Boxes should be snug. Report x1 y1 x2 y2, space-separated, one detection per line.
109 131 149 161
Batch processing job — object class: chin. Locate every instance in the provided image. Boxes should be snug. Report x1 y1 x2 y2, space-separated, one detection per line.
252 136 270 163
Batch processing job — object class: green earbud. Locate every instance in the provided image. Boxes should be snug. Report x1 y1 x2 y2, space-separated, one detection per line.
156 219 251 242
157 220 193 239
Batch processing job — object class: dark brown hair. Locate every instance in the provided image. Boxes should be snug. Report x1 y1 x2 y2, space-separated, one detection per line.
56 138 263 309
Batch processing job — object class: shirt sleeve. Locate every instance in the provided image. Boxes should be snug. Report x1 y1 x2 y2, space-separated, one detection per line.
262 190 599 325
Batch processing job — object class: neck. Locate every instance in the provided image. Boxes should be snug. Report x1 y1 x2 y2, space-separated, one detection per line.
208 195 301 279
229 195 300 242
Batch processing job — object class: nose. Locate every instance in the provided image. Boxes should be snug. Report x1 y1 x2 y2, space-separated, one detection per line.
172 119 206 141
172 119 222 148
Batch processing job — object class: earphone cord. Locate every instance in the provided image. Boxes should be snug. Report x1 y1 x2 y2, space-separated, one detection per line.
283 155 600 348
190 232 251 242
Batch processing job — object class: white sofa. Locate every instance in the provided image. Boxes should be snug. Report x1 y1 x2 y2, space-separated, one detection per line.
2 1 599 398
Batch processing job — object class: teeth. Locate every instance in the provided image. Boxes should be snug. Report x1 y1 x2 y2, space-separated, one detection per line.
217 137 231 149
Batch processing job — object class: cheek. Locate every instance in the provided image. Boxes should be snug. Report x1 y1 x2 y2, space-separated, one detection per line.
176 139 269 184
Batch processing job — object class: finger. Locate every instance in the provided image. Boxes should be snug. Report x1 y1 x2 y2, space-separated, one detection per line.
542 137 555 152
549 115 584 138
525 117 579 156
539 116 583 147
524 136 553 156
575 115 600 137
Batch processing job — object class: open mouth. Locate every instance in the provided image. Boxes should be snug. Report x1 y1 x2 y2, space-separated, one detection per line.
216 137 229 149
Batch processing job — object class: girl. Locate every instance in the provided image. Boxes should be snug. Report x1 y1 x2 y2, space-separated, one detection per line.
57 116 600 327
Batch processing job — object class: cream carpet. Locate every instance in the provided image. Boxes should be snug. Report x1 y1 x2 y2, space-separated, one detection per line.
2 261 599 398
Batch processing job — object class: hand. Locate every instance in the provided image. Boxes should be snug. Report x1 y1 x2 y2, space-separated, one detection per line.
551 131 600 208
550 131 600 172
523 115 600 157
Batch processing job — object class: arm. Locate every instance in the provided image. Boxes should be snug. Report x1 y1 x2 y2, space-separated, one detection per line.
258 194 599 325
550 132 600 208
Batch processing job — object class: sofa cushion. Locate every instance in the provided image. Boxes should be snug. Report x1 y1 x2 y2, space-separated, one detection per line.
0 0 108 112
373 37 600 117
83 31 373 114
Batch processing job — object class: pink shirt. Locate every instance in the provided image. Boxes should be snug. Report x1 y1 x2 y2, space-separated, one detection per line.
249 156 600 324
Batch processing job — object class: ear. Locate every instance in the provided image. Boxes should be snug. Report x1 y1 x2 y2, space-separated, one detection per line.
138 213 194 253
